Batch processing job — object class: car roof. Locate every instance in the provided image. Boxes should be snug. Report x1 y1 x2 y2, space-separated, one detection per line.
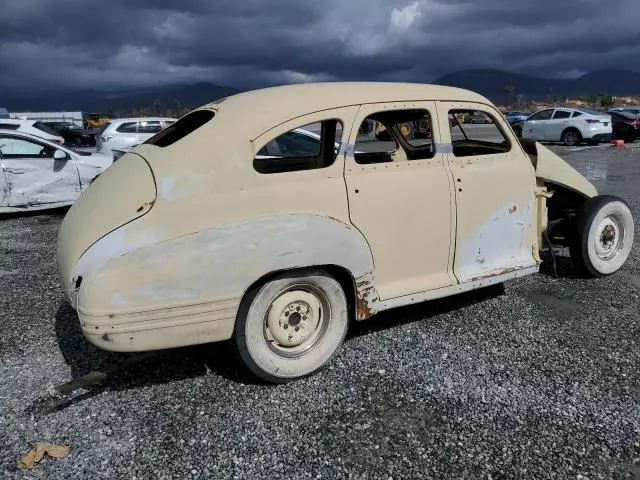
108 117 177 124
0 128 66 145
198 82 492 140
0 118 34 124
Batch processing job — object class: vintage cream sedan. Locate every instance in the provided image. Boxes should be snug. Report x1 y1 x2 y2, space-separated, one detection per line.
56 83 635 382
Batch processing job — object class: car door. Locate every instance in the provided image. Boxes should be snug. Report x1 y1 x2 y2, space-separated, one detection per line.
344 101 456 300
547 109 572 140
111 121 139 150
523 109 553 140
437 102 538 283
137 120 163 144
0 134 80 207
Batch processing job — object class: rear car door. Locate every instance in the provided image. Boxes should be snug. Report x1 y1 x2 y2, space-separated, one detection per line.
523 109 553 140
547 109 572 140
344 101 456 300
437 102 539 283
111 121 139 150
0 134 80 207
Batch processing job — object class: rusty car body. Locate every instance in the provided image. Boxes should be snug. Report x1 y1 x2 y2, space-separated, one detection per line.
55 82 635 382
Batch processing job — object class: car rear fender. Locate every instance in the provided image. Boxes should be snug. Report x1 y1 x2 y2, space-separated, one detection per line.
77 213 380 327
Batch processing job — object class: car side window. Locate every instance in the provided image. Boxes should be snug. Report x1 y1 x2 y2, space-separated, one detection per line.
529 110 553 121
116 122 138 133
448 109 511 157
353 109 434 165
0 136 55 158
572 111 583 118
138 121 162 134
254 120 342 174
553 110 571 119
0 123 19 130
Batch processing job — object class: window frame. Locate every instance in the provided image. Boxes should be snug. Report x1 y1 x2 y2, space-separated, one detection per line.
253 119 342 175
447 107 513 158
0 134 57 159
353 108 436 165
528 109 553 121
116 122 139 134
552 109 572 120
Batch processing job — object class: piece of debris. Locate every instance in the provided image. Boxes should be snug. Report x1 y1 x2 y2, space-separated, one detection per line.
17 442 71 469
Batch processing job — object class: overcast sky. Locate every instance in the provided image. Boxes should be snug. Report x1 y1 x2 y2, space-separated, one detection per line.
1 0 639 91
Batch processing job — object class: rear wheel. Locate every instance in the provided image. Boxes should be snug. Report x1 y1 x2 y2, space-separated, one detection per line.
562 128 581 146
236 270 349 383
570 195 635 277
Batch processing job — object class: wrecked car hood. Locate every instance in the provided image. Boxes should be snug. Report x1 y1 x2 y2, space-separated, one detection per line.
523 139 597 198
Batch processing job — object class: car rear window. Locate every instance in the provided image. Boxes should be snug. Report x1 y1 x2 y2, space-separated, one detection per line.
145 110 215 147
138 121 162 134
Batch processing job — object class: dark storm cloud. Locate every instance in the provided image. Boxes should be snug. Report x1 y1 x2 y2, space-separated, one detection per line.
1 0 639 91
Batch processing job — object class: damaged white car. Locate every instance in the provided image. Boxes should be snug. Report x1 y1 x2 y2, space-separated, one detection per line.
0 130 113 213
56 82 635 383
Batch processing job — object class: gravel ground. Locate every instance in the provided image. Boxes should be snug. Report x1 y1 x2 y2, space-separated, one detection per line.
1 143 640 479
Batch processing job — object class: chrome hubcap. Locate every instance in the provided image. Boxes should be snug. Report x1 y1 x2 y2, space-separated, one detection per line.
265 286 328 358
594 215 623 260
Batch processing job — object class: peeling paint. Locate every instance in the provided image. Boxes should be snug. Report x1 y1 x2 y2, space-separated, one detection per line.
355 271 378 320
159 177 190 201
457 198 536 282
77 214 380 321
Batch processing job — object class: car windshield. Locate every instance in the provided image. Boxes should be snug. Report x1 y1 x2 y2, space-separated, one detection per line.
95 122 111 134
33 121 60 136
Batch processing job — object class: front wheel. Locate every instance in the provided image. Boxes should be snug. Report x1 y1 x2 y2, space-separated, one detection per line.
236 270 349 383
570 195 635 277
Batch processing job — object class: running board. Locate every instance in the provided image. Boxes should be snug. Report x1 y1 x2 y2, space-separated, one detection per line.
378 265 539 312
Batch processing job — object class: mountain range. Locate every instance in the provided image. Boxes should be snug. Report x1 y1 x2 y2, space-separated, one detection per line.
432 68 640 103
1 83 241 113
2 69 639 113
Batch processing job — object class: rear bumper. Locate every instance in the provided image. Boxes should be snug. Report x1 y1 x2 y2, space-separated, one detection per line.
588 133 612 142
78 296 239 352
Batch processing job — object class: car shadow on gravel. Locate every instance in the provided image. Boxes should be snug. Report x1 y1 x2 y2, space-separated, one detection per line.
537 248 583 279
35 301 261 414
0 206 69 221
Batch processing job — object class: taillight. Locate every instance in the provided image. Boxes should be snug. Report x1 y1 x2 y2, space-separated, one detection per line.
53 138 63 144
586 119 600 124
626 120 640 127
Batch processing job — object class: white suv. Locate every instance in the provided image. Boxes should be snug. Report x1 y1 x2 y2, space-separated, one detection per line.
99 117 176 152
512 108 612 146
0 119 65 145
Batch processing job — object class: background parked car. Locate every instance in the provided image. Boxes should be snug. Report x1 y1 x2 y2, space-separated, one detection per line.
504 111 529 124
99 117 176 152
0 119 65 145
42 121 97 147
609 106 640 115
609 110 640 142
0 129 112 212
469 112 492 124
512 108 612 146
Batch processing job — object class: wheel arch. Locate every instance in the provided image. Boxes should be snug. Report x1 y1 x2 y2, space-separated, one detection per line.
561 126 582 141
238 263 369 335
